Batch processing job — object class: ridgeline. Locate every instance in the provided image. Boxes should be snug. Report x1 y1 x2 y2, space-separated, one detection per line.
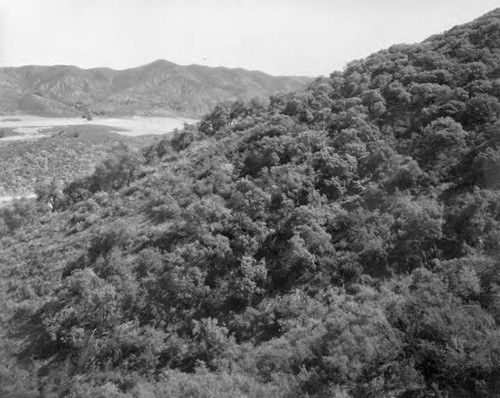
0 60 311 118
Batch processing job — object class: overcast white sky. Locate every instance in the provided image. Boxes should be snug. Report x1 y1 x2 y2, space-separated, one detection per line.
0 0 498 76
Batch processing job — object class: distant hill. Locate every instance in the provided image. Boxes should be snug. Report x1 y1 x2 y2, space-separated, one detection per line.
0 60 312 117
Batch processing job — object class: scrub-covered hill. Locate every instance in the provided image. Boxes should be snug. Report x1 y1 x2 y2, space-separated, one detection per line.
3 8 500 398
0 126 161 197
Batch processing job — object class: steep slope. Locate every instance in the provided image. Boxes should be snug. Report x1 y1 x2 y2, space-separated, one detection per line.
0 61 311 118
2 8 500 398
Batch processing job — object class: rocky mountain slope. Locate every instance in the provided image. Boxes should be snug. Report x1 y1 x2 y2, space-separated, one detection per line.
0 60 311 117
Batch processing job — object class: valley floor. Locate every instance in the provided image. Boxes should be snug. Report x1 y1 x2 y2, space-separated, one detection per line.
0 115 197 140
0 193 36 207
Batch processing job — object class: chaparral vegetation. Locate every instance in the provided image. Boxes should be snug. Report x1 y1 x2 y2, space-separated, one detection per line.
2 8 500 398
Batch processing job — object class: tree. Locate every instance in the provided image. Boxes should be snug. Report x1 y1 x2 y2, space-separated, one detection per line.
415 117 468 180
199 103 232 136
35 178 64 211
90 144 144 192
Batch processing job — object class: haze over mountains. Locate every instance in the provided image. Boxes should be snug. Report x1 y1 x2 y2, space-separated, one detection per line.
0 60 311 118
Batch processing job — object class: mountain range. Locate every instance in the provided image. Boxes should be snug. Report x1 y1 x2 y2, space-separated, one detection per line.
0 60 312 118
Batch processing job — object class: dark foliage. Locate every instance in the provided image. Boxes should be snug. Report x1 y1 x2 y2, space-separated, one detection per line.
2 9 500 398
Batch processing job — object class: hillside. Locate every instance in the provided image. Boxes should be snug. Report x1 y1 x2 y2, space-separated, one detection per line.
2 8 500 398
0 125 161 197
0 60 311 118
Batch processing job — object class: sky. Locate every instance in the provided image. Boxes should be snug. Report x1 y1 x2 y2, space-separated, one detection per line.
0 0 498 77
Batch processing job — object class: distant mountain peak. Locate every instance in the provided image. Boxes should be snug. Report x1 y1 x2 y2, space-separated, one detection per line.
139 59 177 70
